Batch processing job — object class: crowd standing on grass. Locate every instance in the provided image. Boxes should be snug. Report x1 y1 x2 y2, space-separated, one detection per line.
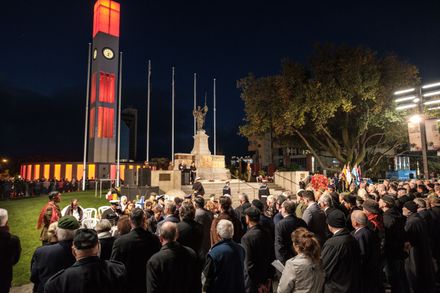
5 177 440 292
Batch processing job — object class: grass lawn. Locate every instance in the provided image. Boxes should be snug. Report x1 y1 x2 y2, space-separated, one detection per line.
1 191 110 286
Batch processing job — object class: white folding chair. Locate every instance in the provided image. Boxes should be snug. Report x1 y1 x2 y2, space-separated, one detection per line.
98 206 111 219
82 218 99 229
83 208 98 219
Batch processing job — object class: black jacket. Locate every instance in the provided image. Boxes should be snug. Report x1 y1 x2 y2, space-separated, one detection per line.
44 256 126 293
98 236 115 261
352 227 382 293
177 218 204 256
383 207 406 260
192 182 205 196
31 240 76 293
194 208 214 258
430 206 440 260
274 214 307 264
404 213 435 292
146 241 200 293
321 228 360 293
110 227 161 293
0 228 21 290
241 225 275 292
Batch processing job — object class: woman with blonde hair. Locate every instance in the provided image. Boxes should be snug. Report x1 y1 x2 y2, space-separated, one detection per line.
278 227 325 293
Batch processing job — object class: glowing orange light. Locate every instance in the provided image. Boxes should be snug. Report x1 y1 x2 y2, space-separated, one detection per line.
93 0 120 37
44 164 50 179
90 73 97 104
110 164 116 179
88 164 96 179
97 107 114 138
27 165 32 180
34 165 40 180
120 165 125 180
21 165 25 178
77 164 84 180
89 108 96 138
99 72 116 103
65 164 72 181
54 164 61 180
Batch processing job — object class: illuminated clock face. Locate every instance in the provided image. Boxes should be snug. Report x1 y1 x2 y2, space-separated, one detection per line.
102 48 114 60
93 48 97 60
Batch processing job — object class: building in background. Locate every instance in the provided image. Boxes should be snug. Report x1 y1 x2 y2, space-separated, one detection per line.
121 107 138 161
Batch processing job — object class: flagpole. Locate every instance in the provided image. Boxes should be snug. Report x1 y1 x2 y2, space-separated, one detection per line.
82 43 92 191
213 78 216 155
146 60 151 163
116 52 123 188
193 73 196 135
172 67 175 165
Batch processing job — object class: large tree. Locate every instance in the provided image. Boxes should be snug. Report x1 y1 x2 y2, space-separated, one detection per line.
239 45 419 174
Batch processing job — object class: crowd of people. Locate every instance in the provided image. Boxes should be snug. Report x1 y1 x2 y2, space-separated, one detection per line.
3 178 440 292
0 177 83 200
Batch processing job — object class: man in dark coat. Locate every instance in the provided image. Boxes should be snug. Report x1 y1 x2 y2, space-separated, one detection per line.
402 201 435 293
177 202 204 256
192 177 205 196
111 208 161 293
31 216 79 293
321 209 360 293
101 200 121 226
379 195 409 292
428 196 440 281
203 219 246 293
274 200 307 264
241 207 274 293
0 209 21 293
351 210 382 293
223 181 231 195
258 181 270 207
156 200 180 235
45 229 126 293
194 196 213 259
302 190 327 245
210 196 243 245
147 222 200 293
235 193 251 232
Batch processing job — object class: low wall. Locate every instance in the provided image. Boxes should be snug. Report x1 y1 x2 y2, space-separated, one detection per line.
274 171 309 194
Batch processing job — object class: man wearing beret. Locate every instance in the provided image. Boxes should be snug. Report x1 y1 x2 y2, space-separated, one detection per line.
45 229 126 293
31 216 79 293
402 200 435 293
37 191 61 245
321 209 360 293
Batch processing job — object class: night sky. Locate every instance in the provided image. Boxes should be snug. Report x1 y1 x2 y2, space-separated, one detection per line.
2 0 440 163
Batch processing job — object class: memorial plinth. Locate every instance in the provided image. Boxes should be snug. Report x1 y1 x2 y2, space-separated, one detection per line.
175 130 230 180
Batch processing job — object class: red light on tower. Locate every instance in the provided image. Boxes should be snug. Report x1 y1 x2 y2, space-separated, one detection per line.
93 0 120 37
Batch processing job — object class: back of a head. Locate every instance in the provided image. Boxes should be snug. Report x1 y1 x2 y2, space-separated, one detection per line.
414 198 427 209
164 200 177 215
282 200 296 215
117 215 131 235
130 208 145 228
160 221 177 242
194 196 205 208
351 210 368 227
179 202 196 220
245 206 260 223
219 196 232 211
276 195 287 206
73 228 99 258
318 194 332 207
0 208 8 227
304 190 315 202
95 219 112 234
239 193 249 203
291 227 321 263
216 219 234 240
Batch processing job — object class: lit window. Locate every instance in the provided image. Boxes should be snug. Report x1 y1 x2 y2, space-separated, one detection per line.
93 0 120 37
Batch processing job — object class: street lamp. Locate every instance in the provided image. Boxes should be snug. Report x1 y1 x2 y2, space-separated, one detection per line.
1 159 7 163
394 81 440 179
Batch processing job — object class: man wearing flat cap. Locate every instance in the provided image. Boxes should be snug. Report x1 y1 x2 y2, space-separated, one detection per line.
321 209 360 293
45 229 126 293
37 191 61 245
31 216 79 293
402 200 435 292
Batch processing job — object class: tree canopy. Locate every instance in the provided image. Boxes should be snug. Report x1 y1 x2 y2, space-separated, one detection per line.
238 45 420 174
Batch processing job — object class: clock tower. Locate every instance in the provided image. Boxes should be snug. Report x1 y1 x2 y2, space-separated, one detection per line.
88 0 120 163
